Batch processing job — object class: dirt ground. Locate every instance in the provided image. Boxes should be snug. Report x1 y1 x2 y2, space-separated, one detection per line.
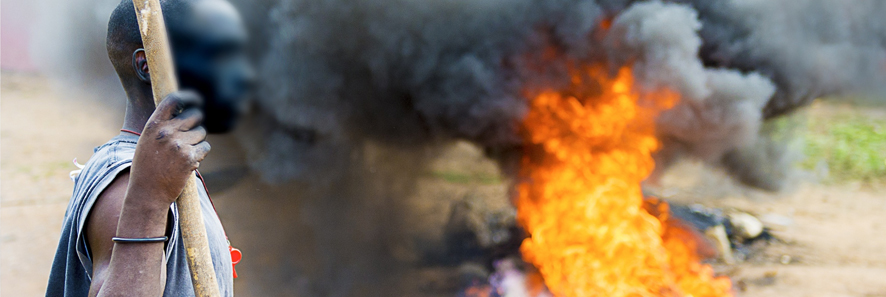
2 71 885 296
657 162 886 297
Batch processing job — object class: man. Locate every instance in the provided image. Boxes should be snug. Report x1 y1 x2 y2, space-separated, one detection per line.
46 0 253 296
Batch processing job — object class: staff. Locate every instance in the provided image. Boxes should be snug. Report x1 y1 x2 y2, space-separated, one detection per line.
131 1 221 296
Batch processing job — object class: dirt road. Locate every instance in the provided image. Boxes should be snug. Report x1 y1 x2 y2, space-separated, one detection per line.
1 72 120 296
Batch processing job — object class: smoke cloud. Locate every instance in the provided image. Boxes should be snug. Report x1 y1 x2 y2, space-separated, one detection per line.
240 0 885 191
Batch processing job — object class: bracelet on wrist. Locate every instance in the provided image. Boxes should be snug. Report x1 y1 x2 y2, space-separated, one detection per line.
112 236 169 243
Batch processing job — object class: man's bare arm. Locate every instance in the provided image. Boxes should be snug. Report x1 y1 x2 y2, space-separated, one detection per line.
85 91 210 297
86 171 169 297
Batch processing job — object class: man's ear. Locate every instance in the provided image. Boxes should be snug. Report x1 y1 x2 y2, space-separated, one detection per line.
132 49 151 83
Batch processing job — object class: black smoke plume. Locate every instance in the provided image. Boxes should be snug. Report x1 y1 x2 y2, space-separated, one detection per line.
237 0 886 190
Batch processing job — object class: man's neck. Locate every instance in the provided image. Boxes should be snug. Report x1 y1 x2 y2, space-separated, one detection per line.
122 87 157 133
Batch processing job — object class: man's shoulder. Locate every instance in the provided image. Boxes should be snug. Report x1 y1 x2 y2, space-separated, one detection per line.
67 133 140 227
49 133 143 292
74 134 139 184
87 133 139 166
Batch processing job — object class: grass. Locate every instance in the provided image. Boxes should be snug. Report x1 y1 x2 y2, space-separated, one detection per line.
797 104 886 183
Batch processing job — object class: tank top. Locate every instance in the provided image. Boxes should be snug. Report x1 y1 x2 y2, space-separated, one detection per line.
45 132 233 296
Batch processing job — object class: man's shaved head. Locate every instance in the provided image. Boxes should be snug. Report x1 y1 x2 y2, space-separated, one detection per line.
106 0 187 78
107 0 253 133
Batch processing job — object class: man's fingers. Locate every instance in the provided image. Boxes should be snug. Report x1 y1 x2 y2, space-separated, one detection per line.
180 126 208 145
191 141 212 163
152 93 183 121
173 108 204 131
152 91 203 121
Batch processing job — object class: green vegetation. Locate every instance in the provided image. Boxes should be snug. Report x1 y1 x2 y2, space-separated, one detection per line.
799 107 886 183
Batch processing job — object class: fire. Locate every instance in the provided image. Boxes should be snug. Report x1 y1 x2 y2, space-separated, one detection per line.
516 65 732 297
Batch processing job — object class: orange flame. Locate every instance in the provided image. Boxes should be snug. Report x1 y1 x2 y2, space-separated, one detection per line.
516 65 732 297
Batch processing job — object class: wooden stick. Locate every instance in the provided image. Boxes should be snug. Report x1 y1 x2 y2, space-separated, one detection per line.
131 1 222 296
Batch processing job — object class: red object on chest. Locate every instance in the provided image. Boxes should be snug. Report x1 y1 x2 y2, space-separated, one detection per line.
229 246 242 278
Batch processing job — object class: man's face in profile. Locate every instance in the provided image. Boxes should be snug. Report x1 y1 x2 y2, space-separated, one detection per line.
170 0 253 133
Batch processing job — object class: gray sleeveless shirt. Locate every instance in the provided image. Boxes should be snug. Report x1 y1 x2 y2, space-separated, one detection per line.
46 132 233 297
